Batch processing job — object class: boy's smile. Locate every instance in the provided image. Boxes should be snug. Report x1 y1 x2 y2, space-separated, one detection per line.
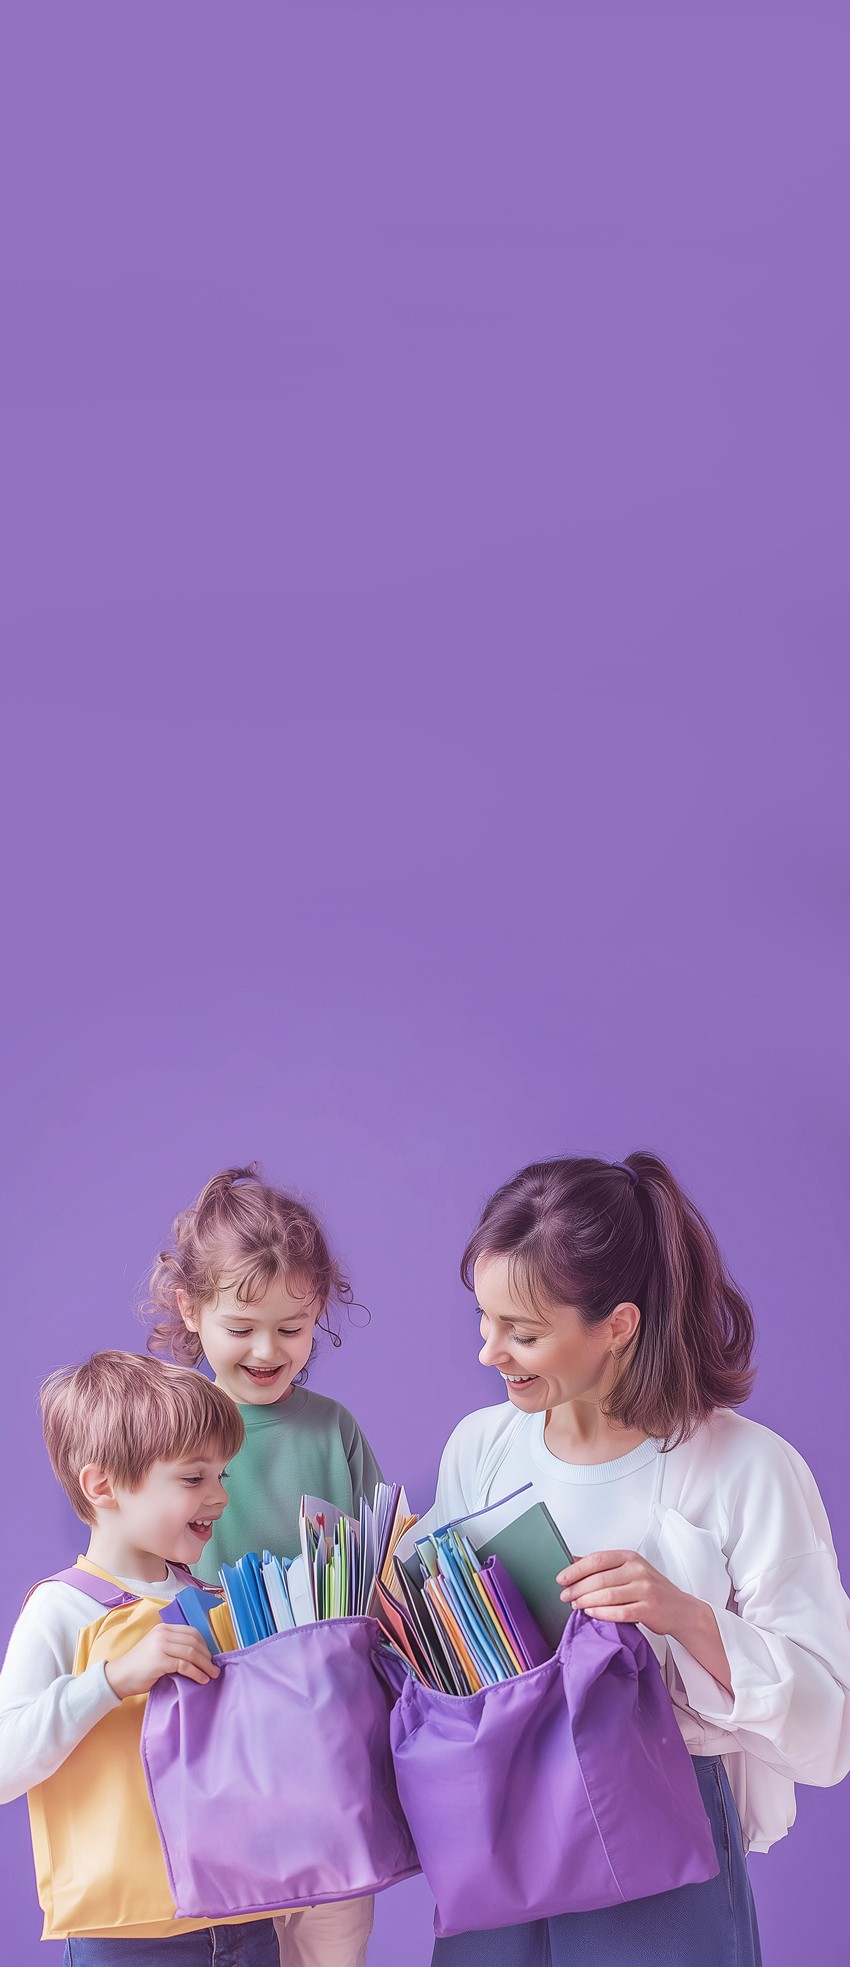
186 1512 218 1547
81 1452 231 1583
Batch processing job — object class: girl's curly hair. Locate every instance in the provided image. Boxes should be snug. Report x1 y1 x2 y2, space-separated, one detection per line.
145 1164 353 1372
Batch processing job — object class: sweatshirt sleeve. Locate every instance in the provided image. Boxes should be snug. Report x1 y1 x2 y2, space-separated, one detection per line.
0 1587 122 1804
340 1410 384 1507
664 1430 850 1788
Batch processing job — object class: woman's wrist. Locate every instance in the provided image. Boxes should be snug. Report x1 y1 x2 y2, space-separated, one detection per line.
667 1592 733 1695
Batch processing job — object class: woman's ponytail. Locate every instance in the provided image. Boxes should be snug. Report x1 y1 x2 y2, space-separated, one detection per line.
617 1153 756 1445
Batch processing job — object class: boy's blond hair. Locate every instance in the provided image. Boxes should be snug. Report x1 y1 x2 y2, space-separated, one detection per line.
40 1349 243 1524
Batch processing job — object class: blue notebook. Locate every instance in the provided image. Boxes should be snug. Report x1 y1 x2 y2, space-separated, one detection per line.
159 1584 222 1651
219 1555 276 1646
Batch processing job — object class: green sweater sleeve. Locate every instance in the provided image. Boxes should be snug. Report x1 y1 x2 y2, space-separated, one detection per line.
339 1408 384 1506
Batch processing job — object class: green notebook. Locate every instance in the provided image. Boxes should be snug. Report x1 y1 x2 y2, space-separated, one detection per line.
474 1504 574 1652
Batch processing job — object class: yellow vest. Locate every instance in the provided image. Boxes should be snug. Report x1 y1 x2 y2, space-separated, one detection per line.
26 1557 279 1940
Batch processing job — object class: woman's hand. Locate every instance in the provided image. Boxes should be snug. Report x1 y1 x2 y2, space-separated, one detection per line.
558 1549 687 1633
557 1550 733 1692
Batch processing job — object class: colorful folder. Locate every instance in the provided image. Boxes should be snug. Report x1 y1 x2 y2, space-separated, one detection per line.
373 1488 574 1691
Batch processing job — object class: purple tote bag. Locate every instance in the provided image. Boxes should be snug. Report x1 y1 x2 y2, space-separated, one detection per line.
382 1609 718 1937
141 1616 419 1920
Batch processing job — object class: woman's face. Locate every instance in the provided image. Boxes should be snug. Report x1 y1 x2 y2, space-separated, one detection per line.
473 1252 631 1412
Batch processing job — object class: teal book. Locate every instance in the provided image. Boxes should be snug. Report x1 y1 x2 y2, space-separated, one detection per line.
473 1502 574 1653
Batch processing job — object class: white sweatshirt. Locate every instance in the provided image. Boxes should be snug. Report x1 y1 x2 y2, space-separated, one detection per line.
431 1402 850 1854
0 1565 185 1805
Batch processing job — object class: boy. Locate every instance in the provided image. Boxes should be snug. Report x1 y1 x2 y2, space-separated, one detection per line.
0 1350 279 1964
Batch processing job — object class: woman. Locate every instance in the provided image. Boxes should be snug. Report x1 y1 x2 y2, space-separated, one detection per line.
430 1152 850 1966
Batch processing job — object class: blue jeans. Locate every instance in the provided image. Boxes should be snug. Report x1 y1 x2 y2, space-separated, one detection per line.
63 1919 280 1966
431 1756 762 1967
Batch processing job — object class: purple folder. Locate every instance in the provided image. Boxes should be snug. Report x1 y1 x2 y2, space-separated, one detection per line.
479 1553 552 1669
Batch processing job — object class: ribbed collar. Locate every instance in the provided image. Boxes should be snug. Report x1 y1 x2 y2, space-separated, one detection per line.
238 1386 309 1429
530 1410 659 1484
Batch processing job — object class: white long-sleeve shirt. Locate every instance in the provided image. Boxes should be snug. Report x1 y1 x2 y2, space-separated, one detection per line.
0 1565 185 1805
431 1401 850 1854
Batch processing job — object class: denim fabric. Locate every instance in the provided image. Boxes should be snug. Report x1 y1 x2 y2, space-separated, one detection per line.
63 1918 280 1967
431 1756 762 1967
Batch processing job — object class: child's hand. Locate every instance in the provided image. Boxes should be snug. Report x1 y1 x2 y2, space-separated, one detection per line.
104 1624 220 1700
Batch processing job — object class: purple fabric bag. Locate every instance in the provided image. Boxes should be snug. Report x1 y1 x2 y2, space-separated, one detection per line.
382 1608 719 1937
141 1616 419 1919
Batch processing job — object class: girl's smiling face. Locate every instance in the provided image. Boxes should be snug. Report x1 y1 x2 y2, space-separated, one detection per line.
474 1252 636 1412
178 1275 320 1406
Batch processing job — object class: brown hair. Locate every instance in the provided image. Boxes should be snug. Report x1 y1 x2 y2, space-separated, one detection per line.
145 1163 354 1370
461 1152 756 1447
41 1350 245 1524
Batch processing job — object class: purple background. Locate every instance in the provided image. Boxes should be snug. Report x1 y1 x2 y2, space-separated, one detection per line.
2 7 848 1963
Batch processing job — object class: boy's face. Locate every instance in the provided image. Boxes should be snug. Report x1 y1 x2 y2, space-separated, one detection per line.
108 1452 230 1568
182 1275 320 1406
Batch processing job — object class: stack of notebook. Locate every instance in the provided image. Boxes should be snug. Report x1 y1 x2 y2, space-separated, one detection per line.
299 1482 416 1620
161 1482 417 1649
373 1485 575 1693
160 1480 574 1692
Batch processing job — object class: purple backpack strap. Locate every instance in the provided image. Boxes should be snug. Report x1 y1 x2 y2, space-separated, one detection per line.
24 1561 209 1614
24 1566 139 1612
169 1567 221 1595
